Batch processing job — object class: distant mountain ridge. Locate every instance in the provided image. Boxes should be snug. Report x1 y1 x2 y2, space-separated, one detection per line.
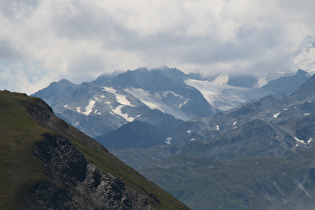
98 71 313 151
29 67 315 210
262 69 310 94
33 67 218 137
31 66 305 137
109 73 315 209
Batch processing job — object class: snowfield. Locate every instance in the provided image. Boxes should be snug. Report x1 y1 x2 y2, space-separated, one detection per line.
185 79 272 111
124 87 192 121
103 87 135 107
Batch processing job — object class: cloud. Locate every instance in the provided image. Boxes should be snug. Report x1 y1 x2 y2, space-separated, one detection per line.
1 0 315 94
0 39 25 62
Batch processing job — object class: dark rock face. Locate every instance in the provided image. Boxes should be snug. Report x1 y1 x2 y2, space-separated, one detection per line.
96 121 171 150
21 133 155 209
33 133 87 182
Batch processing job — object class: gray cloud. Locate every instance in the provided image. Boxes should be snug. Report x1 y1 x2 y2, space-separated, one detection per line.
0 0 314 94
0 39 25 62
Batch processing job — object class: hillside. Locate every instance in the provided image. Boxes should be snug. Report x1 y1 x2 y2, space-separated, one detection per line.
0 91 188 209
140 151 315 210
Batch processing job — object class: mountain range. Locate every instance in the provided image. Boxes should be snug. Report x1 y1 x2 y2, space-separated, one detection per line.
111 73 315 164
0 90 188 209
109 73 315 209
30 67 314 209
32 67 309 139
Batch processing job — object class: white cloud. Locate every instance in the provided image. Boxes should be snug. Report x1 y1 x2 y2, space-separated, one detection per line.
0 0 315 94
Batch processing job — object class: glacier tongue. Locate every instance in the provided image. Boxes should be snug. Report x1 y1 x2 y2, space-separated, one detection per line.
185 78 272 111
124 87 192 121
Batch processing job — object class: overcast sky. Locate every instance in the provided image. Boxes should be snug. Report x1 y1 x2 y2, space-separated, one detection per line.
1 0 315 94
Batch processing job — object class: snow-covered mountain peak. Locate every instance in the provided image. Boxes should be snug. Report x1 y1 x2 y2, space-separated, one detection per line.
32 67 309 138
255 71 295 88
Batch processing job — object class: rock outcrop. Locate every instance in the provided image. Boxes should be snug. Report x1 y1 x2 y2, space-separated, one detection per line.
20 133 154 209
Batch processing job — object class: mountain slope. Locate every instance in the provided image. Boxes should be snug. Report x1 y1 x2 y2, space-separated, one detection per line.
32 67 277 137
109 74 315 209
262 69 310 94
179 119 297 160
32 67 217 137
107 74 315 164
96 121 172 150
140 151 315 210
0 91 188 210
33 79 78 107
173 74 315 143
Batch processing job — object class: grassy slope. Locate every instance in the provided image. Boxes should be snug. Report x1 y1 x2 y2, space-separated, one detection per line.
0 91 188 210
0 92 50 209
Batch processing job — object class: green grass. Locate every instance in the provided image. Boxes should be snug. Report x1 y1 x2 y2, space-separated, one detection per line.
0 92 50 209
0 91 188 209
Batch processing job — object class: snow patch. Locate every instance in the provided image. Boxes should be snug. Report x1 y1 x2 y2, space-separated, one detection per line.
165 137 172 145
83 100 96 115
112 105 134 122
179 99 189 108
186 130 192 135
94 97 102 102
77 107 81 113
283 108 288 111
294 137 306 145
308 138 313 144
304 113 311 116
103 87 116 94
94 109 101 115
63 104 70 109
273 112 281 118
103 87 134 107
216 125 220 131
162 91 184 98
190 138 196 141
257 77 268 87
233 121 237 129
